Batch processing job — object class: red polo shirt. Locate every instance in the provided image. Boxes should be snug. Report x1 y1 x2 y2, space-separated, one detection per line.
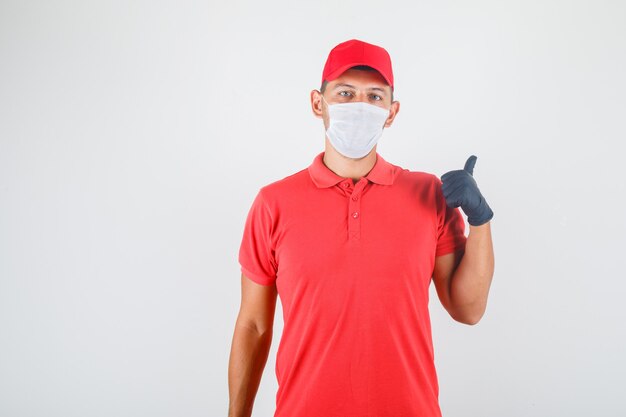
238 151 467 417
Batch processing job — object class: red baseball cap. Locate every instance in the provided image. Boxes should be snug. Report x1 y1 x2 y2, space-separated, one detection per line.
321 39 394 89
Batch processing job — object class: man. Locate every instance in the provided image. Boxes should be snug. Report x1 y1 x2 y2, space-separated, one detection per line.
228 38 495 417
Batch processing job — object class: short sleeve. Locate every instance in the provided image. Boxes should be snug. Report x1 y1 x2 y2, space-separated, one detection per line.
434 177 467 257
238 189 278 286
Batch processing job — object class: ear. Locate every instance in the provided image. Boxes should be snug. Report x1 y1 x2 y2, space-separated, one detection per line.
384 100 400 128
310 89 323 119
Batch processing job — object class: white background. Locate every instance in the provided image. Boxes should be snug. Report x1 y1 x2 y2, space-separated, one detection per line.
1 1 625 416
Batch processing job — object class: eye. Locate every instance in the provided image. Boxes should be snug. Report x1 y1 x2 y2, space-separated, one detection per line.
370 94 382 101
338 90 352 97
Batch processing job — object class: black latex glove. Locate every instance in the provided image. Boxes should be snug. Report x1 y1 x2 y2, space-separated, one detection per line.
441 155 494 226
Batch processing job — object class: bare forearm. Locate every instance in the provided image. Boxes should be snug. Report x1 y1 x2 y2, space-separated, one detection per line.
228 323 273 417
450 221 495 324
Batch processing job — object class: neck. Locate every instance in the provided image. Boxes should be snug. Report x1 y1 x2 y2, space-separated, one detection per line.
322 138 377 182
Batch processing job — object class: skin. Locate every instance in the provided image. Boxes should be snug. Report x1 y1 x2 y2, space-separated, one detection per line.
228 67 495 416
228 277 276 417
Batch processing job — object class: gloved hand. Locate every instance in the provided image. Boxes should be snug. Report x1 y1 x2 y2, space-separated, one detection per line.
441 155 494 226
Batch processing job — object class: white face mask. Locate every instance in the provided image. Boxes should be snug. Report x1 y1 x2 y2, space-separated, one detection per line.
322 94 390 159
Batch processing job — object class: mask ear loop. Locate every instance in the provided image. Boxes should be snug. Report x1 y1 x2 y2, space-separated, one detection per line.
320 94 331 133
320 93 330 109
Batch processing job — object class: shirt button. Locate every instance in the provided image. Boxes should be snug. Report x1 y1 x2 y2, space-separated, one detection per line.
352 211 359 219
351 196 358 201
342 183 349 188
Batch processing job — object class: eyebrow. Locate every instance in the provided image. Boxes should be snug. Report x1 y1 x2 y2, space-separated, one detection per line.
332 83 387 94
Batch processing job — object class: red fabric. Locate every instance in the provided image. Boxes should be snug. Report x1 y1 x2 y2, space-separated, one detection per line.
322 38 394 88
238 151 467 417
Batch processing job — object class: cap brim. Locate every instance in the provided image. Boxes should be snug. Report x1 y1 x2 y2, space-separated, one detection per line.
325 62 393 88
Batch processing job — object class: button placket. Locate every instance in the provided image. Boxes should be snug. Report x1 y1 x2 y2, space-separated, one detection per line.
347 179 366 240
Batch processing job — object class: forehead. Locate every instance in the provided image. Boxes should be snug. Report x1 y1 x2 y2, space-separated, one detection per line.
329 68 390 90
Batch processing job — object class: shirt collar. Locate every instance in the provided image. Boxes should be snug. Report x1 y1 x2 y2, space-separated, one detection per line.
307 151 397 188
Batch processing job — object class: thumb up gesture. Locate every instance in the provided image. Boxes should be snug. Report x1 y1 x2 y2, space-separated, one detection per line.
441 155 494 226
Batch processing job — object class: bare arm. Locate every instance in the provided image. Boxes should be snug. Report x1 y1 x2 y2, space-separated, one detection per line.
432 221 495 325
228 274 278 417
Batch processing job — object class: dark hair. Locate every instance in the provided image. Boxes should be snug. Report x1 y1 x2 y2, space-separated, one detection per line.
320 65 394 101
